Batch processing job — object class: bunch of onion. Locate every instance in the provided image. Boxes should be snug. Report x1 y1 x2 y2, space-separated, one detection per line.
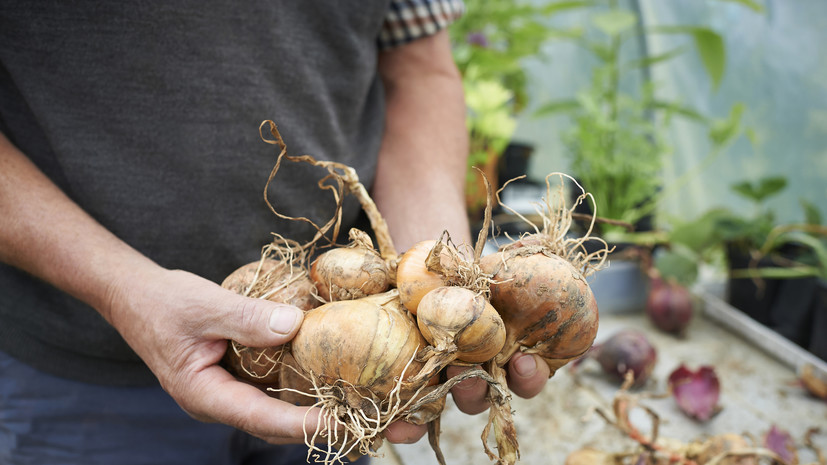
309 228 392 302
476 174 610 464
221 237 319 386
257 123 510 463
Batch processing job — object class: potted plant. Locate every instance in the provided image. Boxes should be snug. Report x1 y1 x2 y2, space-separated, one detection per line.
655 176 827 359
530 0 759 312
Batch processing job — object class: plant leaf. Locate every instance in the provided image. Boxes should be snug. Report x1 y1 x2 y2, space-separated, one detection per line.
709 102 744 146
714 0 765 13
624 46 688 71
591 9 637 37
540 0 595 15
654 246 699 286
651 100 709 123
650 26 726 90
800 198 823 226
533 99 580 117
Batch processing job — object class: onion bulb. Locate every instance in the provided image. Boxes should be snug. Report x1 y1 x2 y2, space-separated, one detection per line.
417 287 505 363
310 228 391 302
220 257 318 384
589 329 657 387
288 290 443 462
291 291 427 399
405 286 506 386
646 277 693 337
396 239 459 314
481 249 599 376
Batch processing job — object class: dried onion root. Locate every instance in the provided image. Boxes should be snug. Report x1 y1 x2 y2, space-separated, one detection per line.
221 236 318 385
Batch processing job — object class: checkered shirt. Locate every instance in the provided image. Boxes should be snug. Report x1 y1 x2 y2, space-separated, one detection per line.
379 0 466 49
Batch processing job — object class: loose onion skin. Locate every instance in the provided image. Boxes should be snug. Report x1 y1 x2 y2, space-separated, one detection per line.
480 249 599 376
416 286 505 364
310 246 390 302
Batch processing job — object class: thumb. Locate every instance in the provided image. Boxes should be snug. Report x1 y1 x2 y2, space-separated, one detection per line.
216 291 305 348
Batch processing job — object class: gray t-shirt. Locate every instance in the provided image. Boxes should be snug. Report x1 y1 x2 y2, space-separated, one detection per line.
0 1 393 385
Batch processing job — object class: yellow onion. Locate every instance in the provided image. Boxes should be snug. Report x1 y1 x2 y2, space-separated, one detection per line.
417 287 505 364
290 291 429 407
222 259 318 310
221 258 319 384
395 240 453 314
480 248 599 376
287 291 446 463
310 229 391 302
405 286 506 387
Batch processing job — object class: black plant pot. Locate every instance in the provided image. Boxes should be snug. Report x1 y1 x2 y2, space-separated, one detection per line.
726 244 826 361
726 245 781 327
497 142 534 188
808 279 827 360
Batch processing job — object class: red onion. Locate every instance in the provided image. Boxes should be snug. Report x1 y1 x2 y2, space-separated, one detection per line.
646 278 693 337
587 329 658 387
668 364 721 421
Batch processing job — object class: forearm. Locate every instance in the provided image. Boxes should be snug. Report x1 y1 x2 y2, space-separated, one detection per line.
0 132 158 321
373 30 470 254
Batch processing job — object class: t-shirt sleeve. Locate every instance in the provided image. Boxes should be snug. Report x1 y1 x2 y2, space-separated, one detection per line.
378 0 465 50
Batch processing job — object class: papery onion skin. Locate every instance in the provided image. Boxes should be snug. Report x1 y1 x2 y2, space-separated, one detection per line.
480 249 599 376
564 448 614 465
290 293 427 399
310 247 390 302
417 286 506 363
395 240 451 314
668 364 721 422
690 433 754 465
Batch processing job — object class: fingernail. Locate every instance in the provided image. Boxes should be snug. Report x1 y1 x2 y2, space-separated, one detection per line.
269 307 302 335
514 354 537 378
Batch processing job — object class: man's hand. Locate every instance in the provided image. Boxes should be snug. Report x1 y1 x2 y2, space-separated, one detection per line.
105 266 322 443
446 353 551 415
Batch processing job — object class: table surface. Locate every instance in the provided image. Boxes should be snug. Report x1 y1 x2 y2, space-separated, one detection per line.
372 297 827 465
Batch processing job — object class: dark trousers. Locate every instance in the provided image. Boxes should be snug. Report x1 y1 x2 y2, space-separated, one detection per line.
0 350 369 465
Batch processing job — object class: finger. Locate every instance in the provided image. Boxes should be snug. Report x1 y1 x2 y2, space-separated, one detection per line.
177 364 320 443
209 286 305 348
383 420 427 444
506 353 549 399
446 365 489 415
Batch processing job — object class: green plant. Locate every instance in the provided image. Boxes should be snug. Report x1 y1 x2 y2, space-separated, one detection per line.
450 0 588 213
535 0 757 236
655 176 827 286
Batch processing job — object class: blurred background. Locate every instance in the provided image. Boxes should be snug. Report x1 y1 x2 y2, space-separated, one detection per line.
452 0 827 363
455 0 825 226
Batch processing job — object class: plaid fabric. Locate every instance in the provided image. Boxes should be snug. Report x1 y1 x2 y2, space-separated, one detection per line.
379 0 465 49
